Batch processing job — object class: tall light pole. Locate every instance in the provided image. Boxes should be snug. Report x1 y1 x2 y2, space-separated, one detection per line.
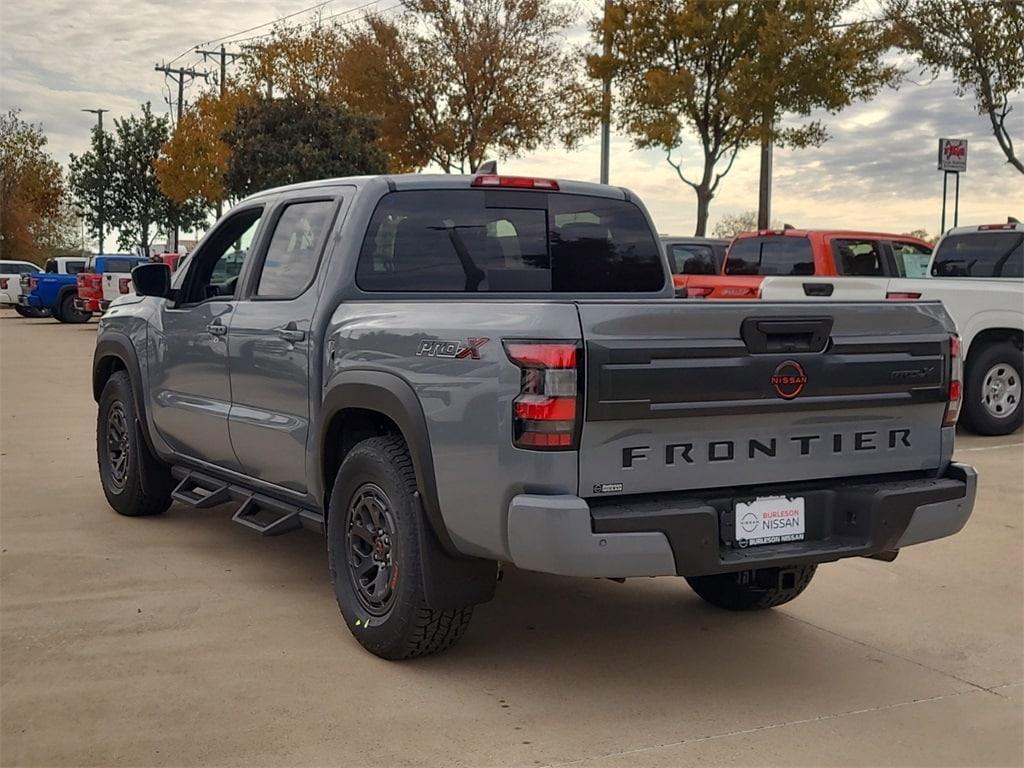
599 0 613 184
81 108 108 254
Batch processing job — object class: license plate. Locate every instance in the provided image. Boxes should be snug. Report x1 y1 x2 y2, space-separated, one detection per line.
735 496 805 547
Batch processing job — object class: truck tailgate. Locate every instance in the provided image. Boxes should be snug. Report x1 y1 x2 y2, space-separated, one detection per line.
577 300 953 497
759 276 890 301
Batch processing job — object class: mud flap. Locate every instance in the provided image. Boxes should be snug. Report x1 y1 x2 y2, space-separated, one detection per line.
415 492 497 611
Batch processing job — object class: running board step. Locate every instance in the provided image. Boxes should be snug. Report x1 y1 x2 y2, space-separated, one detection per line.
232 496 303 536
171 472 231 508
168 466 326 536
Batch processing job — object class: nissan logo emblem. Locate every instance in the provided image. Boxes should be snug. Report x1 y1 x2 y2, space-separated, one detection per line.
770 360 808 400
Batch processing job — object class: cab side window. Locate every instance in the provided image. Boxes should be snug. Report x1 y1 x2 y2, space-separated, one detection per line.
254 200 335 298
890 241 932 277
180 208 263 304
832 239 885 276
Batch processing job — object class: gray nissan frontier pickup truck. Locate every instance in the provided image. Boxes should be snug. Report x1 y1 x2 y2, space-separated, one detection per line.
91 172 976 659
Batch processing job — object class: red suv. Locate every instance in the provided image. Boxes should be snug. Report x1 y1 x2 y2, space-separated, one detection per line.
679 229 933 299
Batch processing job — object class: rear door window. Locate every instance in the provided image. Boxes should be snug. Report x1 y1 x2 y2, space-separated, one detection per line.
725 236 814 276
832 239 886 276
356 189 664 293
668 244 718 275
255 200 335 298
932 232 1023 277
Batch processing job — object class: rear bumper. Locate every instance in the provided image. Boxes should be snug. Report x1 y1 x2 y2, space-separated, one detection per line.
18 294 41 308
506 464 976 578
75 297 101 312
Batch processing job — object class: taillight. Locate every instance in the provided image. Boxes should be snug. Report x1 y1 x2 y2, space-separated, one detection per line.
30 277 38 290
687 286 713 298
944 334 962 427
886 291 922 300
0 278 7 290
119 277 131 294
471 175 559 190
504 341 580 449
978 224 1015 231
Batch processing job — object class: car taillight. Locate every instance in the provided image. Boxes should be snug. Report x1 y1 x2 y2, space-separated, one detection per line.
471 175 560 190
119 277 131 294
687 286 713 298
886 291 922 300
0 278 7 290
30 277 38 290
504 341 580 450
944 334 962 427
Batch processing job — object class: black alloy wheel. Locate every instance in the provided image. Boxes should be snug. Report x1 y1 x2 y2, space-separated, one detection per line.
346 482 400 617
105 401 131 491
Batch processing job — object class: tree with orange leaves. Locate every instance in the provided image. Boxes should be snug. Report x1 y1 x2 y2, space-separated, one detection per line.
0 110 74 262
155 87 255 215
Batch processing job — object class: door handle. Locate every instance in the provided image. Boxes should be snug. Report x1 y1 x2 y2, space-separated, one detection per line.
207 322 227 336
275 323 306 343
803 282 834 297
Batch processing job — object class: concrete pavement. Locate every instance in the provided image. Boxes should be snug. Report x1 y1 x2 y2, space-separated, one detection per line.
1 310 1021 767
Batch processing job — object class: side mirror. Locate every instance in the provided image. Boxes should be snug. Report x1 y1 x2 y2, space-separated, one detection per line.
132 262 171 298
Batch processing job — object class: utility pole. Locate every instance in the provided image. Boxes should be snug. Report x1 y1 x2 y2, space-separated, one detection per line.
195 45 247 218
599 0 613 185
756 113 773 230
154 63 209 251
81 108 108 254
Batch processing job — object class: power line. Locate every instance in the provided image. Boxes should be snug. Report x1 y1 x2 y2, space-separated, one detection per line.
225 0 403 47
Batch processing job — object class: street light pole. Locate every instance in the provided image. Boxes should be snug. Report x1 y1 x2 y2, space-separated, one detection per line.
81 108 108 254
599 0 613 185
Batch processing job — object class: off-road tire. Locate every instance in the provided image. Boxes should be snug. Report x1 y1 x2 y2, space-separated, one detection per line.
686 564 817 611
13 305 47 318
962 341 1023 436
97 371 173 517
57 293 91 324
327 435 473 659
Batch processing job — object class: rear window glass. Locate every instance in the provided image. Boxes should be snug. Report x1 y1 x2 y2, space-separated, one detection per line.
725 236 814 276
667 243 720 275
102 258 138 273
65 261 86 275
932 232 1023 277
356 190 664 293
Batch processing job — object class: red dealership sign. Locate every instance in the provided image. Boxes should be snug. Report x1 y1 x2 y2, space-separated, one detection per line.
937 138 968 172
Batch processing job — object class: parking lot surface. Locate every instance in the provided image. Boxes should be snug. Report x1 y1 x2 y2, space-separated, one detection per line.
1 311 1022 767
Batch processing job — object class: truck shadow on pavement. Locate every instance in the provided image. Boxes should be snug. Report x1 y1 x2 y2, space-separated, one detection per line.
152 500 874 712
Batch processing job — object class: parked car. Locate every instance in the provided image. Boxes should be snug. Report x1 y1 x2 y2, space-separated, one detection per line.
0 260 45 317
92 173 975 660
760 220 1023 435
19 256 90 323
661 236 729 283
75 254 150 314
154 252 184 272
680 229 933 298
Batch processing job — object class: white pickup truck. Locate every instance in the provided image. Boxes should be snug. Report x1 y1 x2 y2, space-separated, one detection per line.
0 260 44 316
760 221 1023 436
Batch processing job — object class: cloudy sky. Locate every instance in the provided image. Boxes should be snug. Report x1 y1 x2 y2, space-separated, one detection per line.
2 0 1021 244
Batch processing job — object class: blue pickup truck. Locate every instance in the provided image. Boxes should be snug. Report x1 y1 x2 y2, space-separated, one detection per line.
19 256 90 322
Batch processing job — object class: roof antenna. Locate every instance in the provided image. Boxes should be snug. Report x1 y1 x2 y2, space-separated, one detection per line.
476 160 497 174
